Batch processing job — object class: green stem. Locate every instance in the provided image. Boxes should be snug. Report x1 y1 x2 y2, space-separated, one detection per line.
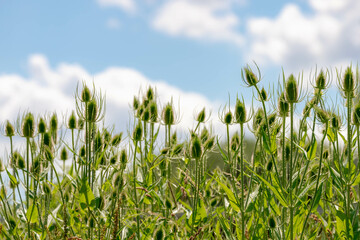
289 102 294 240
133 140 140 240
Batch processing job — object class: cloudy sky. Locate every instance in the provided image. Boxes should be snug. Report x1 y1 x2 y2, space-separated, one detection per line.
1 0 360 134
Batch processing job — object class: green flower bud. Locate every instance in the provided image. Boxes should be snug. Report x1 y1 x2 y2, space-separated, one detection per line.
234 99 246 124
196 108 206 123
37 118 46 134
87 99 98 122
68 111 77 129
142 106 150 122
342 67 355 94
147 86 155 101
94 131 103 153
81 86 91 102
162 103 175 125
260 87 268 101
111 133 123 147
50 113 58 133
133 96 139 110
14 152 25 169
149 101 158 122
204 136 215 149
278 92 289 117
231 133 240 152
266 160 273 171
60 147 68 161
22 112 35 138
191 135 202 159
314 106 329 124
172 143 184 156
5 120 15 137
316 70 326 90
285 74 298 103
224 111 233 125
43 182 51 195
269 216 276 229
243 66 258 86
200 128 209 143
133 122 143 141
353 104 360 126
120 149 128 165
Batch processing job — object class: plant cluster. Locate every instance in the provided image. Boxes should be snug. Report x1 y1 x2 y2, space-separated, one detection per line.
0 66 360 239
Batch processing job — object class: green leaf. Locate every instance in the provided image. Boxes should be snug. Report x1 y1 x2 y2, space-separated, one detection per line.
26 202 39 224
311 182 323 211
216 179 240 212
307 139 317 161
79 178 95 209
248 167 288 207
5 169 18 186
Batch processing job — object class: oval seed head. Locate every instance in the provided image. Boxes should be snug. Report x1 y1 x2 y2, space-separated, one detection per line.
146 86 155 101
314 107 329 124
87 99 98 122
316 70 326 90
15 152 25 169
79 145 86 158
204 136 215 149
154 227 164 240
120 149 128 165
133 122 143 141
268 113 277 127
44 148 54 162
142 106 150 122
266 160 273 171
38 118 46 134
0 184 7 200
149 101 158 122
234 99 246 124
285 74 298 103
285 144 291 162
109 155 117 165
231 133 240 152
323 149 329 160
8 215 16 230
50 113 58 133
253 108 264 131
5 120 15 137
342 67 355 94
278 92 289 117
269 216 276 229
171 132 178 145
111 133 123 147
191 135 202 159
200 128 209 143
260 87 268 101
243 66 258 86
133 96 140 110
172 143 184 156
68 111 77 129
160 147 170 155
165 198 172 209
22 112 35 138
331 114 341 130
60 147 68 161
43 182 51 195
31 156 42 175
196 108 206 123
81 86 91 102
353 104 360 126
224 111 233 125
78 118 84 130
162 103 175 125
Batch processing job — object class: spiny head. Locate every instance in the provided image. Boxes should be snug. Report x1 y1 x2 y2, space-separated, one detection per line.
285 74 298 103
146 86 155 101
191 135 202 159
38 118 46 134
278 92 289 117
22 112 35 138
87 99 98 122
5 120 15 137
162 102 175 125
342 66 355 95
68 111 77 130
81 86 91 102
196 107 206 123
234 98 246 124
133 122 143 141
353 103 360 126
242 66 259 86
149 101 158 123
260 87 268 101
315 70 327 90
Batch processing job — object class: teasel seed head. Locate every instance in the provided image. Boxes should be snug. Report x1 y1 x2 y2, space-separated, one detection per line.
87 99 98 122
268 112 277 127
111 133 123 147
323 149 329 160
253 108 264 131
14 152 25 169
196 107 206 123
37 118 46 134
353 103 360 126
49 113 58 133
260 87 268 101
31 156 42 175
149 101 158 122
154 227 164 240
8 215 16 230
5 120 15 137
342 67 355 95
142 106 150 122
191 135 202 159
22 112 35 138
60 147 68 161
315 70 326 90
43 182 51 195
133 122 143 141
314 106 329 124
162 102 175 125
79 145 86 158
120 149 128 166
242 66 259 86
231 132 240 152
285 144 291 162
204 136 215 149
133 96 140 110
278 92 289 117
68 111 77 129
146 86 155 101
81 86 91 102
266 160 273 171
78 118 84 130
44 147 54 162
234 98 246 124
269 216 276 229
224 111 233 125
172 143 184 156
200 128 209 143
285 74 298 103
94 131 103 153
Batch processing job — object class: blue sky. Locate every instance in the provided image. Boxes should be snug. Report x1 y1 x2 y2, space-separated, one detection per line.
0 0 360 131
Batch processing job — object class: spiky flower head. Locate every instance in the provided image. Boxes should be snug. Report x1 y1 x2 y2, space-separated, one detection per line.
13 152 25 169
342 66 355 95
162 102 175 125
81 86 91 102
60 147 68 161
231 132 240 152
191 135 202 159
196 107 206 123
94 131 103 153
5 120 15 137
223 111 233 125
242 66 258 86
285 74 298 103
31 156 42 175
331 113 341 130
22 112 35 138
149 101 158 123
120 149 128 165
133 122 143 141
142 105 150 122
87 99 98 122
133 96 140 110
111 133 123 147
43 182 51 195
315 70 327 90
50 113 58 133
253 108 264 131
234 98 246 124
314 106 329 124
278 92 289 117
68 111 77 130
146 86 155 101
172 143 184 156
260 87 268 101
204 136 215 149
38 118 46 134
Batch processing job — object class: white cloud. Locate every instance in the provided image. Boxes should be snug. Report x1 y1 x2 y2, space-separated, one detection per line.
245 0 360 72
0 54 224 137
152 0 243 45
97 0 136 13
